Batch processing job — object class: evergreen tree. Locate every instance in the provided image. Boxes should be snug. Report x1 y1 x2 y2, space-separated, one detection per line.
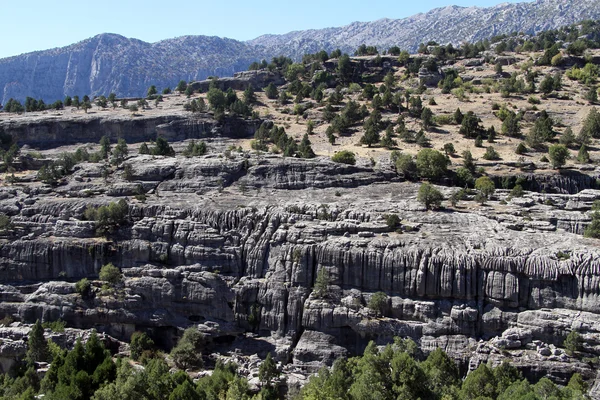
380 126 397 149
176 80 188 93
313 268 330 299
548 144 570 168
27 320 49 363
298 134 316 158
459 111 481 138
147 85 157 97
421 107 434 130
560 127 576 148
258 353 278 387
577 144 590 163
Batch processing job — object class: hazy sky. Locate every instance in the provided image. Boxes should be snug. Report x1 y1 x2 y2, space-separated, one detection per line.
1 0 528 59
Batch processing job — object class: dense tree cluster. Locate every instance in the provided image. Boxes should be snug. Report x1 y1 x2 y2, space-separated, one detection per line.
300 338 589 400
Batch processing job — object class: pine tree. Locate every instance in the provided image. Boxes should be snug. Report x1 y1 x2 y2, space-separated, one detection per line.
298 134 316 158
258 353 278 387
380 127 397 149
27 320 49 363
577 144 590 163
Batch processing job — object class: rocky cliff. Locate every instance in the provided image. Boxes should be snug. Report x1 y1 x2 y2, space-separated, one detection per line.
0 145 599 386
2 0 600 103
0 34 265 105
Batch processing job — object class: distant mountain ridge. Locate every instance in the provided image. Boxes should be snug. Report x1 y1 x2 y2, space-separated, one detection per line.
1 0 600 104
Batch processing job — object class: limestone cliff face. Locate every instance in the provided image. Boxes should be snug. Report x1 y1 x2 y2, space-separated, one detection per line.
0 113 260 149
0 153 599 383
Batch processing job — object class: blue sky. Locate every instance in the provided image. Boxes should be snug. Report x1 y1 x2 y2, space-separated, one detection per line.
1 0 528 59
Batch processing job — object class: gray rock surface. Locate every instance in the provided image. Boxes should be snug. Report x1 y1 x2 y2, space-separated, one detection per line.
0 145 599 386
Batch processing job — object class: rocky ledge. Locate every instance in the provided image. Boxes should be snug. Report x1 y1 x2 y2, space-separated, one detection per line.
0 150 599 389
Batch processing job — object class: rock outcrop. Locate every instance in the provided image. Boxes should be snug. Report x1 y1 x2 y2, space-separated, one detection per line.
0 113 261 149
0 151 599 386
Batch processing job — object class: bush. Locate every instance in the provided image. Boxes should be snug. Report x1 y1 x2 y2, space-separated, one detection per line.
384 214 401 230
416 149 448 181
84 199 129 235
99 263 121 285
475 176 495 204
313 268 331 299
331 150 356 165
417 182 444 210
182 140 207 157
0 213 12 233
548 144 570 169
564 330 583 356
367 292 388 317
130 332 155 361
171 328 204 370
42 319 66 333
75 278 91 297
510 184 524 197
515 142 527 155
483 146 500 160
395 153 417 180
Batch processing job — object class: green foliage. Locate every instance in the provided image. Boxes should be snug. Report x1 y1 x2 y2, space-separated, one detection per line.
130 331 155 361
150 136 175 156
418 182 444 210
416 149 448 181
580 107 600 140
264 83 279 99
380 127 397 149
139 142 150 155
367 292 388 316
42 320 66 333
258 352 278 386
99 263 121 285
0 213 13 233
41 332 115 399
298 134 316 158
462 363 497 400
443 143 455 156
75 278 91 297
182 140 207 157
564 330 583 356
421 107 434 130
483 146 500 160
548 144 570 168
422 348 460 396
176 80 188 93
475 176 495 204
384 214 401 230
394 152 417 180
84 199 128 235
111 138 128 165
502 111 521 137
313 268 330 299
331 150 356 165
516 142 528 155
566 63 598 85
27 320 49 363
510 184 525 197
459 111 482 138
577 144 590 163
170 328 204 370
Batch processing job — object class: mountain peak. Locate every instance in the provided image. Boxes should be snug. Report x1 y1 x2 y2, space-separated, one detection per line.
1 0 600 103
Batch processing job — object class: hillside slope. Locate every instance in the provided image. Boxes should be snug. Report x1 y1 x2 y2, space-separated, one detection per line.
2 0 600 103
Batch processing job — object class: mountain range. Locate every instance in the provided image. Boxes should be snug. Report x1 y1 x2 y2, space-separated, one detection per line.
1 0 600 104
